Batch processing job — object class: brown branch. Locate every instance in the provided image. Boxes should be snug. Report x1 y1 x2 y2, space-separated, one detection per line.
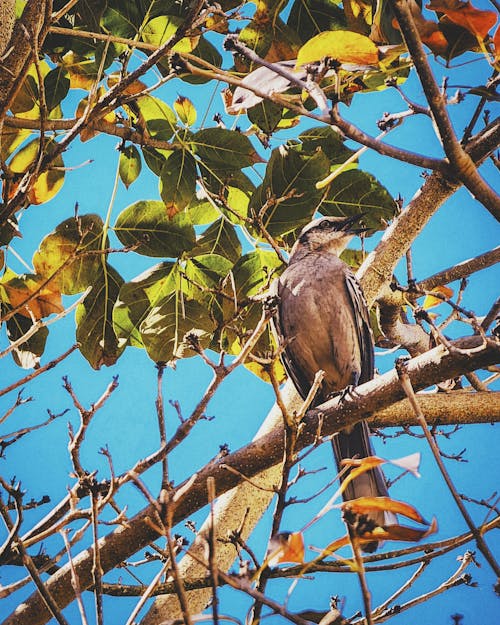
389 0 500 220
4 336 499 625
358 117 500 307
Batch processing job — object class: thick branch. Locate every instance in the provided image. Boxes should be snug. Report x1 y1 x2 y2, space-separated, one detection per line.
389 0 500 219
3 336 499 625
358 117 500 307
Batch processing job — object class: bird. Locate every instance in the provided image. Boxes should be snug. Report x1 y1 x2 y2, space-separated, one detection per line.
274 214 390 552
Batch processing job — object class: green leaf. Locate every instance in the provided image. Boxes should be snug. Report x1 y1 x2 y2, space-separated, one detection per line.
113 262 178 349
33 214 105 294
44 67 70 111
231 250 282 299
100 1 142 38
248 145 330 238
189 218 242 264
135 95 177 142
287 0 346 43
298 126 356 164
159 150 197 214
114 200 195 257
75 264 125 369
174 95 197 126
192 128 257 171
142 15 193 52
6 313 48 369
179 36 223 85
188 198 220 225
182 253 233 301
321 169 397 230
119 144 142 188
142 146 171 176
248 100 283 135
140 296 215 362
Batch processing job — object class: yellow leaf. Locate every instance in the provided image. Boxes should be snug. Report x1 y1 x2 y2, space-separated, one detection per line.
296 30 380 67
423 285 454 309
174 96 197 126
1 274 63 319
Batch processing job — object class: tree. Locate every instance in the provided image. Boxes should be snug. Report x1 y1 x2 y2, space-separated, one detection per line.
0 0 499 624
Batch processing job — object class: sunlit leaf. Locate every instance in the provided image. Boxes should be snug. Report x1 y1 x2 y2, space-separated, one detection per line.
0 271 63 319
248 145 330 238
321 169 397 231
114 200 195 257
174 95 197 126
134 95 177 142
189 218 242 263
296 30 380 67
76 264 125 369
427 0 498 39
423 285 454 309
113 262 178 349
33 214 105 294
142 14 198 53
192 128 258 171
119 144 142 188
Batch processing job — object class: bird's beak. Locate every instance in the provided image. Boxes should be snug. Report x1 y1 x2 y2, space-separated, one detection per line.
339 213 369 234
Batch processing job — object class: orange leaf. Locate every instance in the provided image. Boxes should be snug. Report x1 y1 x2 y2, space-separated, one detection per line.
267 532 305 565
423 284 454 309
2 276 63 319
493 25 500 60
427 0 498 39
342 496 429 525
381 517 438 542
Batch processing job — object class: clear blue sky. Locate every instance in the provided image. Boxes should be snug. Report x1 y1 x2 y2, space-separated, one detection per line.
1 9 499 623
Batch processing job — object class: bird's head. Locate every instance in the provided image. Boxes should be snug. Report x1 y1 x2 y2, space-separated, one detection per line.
292 214 367 256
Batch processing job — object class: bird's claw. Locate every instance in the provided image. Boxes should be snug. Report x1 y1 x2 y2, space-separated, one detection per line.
327 385 359 404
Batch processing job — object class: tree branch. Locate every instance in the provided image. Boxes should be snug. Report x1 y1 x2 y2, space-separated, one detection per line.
3 335 499 625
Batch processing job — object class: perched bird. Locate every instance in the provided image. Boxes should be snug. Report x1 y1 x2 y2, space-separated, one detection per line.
274 214 389 551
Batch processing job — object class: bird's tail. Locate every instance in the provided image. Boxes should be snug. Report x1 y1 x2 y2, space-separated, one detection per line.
332 421 391 553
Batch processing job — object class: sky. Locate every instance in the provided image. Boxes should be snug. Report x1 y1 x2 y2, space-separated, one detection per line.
1 5 500 624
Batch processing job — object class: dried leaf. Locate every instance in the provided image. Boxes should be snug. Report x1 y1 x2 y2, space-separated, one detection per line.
423 285 454 309
343 496 429 525
427 0 498 39
267 532 305 565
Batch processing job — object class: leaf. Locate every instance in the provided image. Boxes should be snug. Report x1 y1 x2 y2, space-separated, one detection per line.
119 144 142 188
231 250 283 299
427 0 498 39
114 200 195 257
142 14 198 53
44 67 70 111
6 314 48 369
389 452 421 477
182 254 233 301
188 198 220 225
267 532 305 566
159 150 197 216
248 145 330 238
33 214 105 294
0 272 63 320
134 95 177 142
343 496 429 525
321 169 397 231
192 128 257 171
113 262 178 349
423 285 454 309
287 0 347 43
174 96 197 126
296 30 380 67
140 295 215 362
75 264 125 369
142 146 172 176
247 100 283 135
298 126 356 165
189 218 242 263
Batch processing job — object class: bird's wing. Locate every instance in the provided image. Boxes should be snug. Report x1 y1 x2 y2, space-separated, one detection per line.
344 270 374 383
272 277 312 400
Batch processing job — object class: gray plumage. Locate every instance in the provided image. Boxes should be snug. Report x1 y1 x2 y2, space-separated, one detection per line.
275 215 389 552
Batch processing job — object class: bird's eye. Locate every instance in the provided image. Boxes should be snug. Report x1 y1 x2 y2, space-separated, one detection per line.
319 220 331 230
